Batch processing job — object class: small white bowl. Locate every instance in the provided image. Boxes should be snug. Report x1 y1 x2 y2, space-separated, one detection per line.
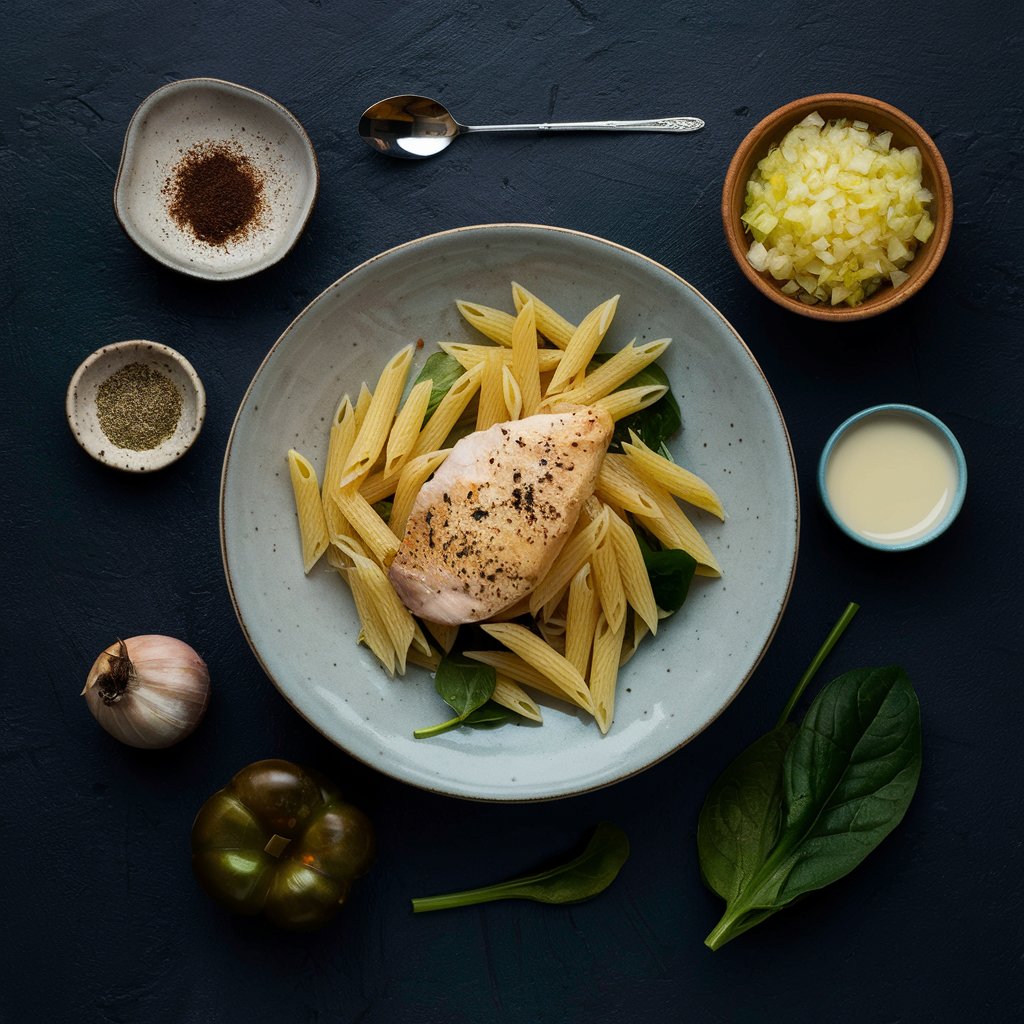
66 340 206 472
114 77 318 280
818 403 967 551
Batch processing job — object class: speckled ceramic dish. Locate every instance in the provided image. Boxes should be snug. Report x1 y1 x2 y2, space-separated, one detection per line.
66 339 206 472
114 77 318 280
220 224 800 801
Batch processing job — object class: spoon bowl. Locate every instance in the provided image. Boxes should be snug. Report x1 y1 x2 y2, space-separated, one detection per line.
359 94 704 160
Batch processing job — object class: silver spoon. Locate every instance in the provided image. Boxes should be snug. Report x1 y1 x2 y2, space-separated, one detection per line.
359 94 704 159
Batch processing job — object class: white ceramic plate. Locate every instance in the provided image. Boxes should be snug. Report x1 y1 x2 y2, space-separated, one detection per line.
221 225 799 801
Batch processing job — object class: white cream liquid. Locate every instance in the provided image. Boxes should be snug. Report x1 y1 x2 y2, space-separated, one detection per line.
825 412 958 544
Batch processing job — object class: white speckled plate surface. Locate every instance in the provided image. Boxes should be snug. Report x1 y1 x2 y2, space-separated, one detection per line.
221 225 799 801
114 77 318 280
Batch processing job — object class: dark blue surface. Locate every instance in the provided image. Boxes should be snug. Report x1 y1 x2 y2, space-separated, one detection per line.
3 2 1023 1021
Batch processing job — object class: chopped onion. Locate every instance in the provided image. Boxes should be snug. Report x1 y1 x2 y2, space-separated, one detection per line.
742 113 935 307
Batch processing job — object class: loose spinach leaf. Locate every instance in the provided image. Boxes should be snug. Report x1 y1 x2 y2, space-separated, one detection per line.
413 652 495 739
412 352 465 423
703 663 922 950
373 499 393 524
697 724 796 904
411 823 629 912
634 526 697 613
590 354 681 452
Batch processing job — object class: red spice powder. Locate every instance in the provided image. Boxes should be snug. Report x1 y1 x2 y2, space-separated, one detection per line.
164 140 265 246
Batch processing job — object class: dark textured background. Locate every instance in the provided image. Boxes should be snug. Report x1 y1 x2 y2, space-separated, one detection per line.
3 1 1022 1021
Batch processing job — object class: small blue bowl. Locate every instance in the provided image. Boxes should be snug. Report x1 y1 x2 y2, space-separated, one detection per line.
818 403 967 552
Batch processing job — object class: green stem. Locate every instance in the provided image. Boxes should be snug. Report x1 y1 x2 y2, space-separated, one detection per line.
412 880 521 913
775 601 859 728
413 715 463 739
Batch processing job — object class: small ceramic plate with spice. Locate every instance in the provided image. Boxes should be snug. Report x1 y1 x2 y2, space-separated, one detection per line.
114 78 318 281
66 340 206 472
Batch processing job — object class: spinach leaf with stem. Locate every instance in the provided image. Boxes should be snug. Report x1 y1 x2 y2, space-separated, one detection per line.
414 653 496 739
411 823 629 912
698 603 924 950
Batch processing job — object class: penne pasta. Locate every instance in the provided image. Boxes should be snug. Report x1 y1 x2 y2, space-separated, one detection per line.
546 295 619 395
511 282 576 349
619 613 650 667
455 300 515 347
501 365 523 420
529 507 609 615
623 433 725 520
390 448 451 540
347 546 416 674
492 675 543 723
440 341 563 373
341 345 414 487
591 532 627 633
481 623 594 714
634 483 722 576
564 563 599 678
384 378 433 478
353 382 372 432
510 299 542 417
464 650 580 707
322 398 357 539
552 338 671 407
595 455 663 518
334 484 400 567
606 510 659 634
476 349 507 431
589 611 627 734
595 384 668 422
287 449 330 573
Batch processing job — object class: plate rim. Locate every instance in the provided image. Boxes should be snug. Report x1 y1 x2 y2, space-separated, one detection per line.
219 222 801 801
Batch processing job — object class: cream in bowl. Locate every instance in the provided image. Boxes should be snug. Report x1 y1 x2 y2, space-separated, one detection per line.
819 404 966 550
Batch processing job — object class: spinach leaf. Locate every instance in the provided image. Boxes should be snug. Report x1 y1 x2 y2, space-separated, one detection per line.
373 499 393 524
634 526 697 613
411 823 629 912
697 724 796 904
590 354 681 452
700 604 923 951
463 701 516 730
412 352 465 423
413 652 495 739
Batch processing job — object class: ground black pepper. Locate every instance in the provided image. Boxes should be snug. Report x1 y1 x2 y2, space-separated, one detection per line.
96 363 182 451
164 140 265 246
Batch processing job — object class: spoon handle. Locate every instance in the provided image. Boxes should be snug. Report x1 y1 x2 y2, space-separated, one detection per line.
461 116 705 134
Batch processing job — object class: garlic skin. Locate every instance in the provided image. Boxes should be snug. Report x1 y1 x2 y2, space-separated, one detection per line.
82 635 210 748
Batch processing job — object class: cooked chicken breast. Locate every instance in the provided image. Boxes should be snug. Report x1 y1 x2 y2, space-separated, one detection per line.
388 406 614 624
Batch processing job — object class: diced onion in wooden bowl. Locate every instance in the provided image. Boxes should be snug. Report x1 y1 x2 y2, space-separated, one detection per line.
742 112 935 307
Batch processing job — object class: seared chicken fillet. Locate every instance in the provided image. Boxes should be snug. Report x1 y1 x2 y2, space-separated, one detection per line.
388 406 614 624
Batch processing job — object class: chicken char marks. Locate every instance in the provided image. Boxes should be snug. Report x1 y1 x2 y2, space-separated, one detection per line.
388 406 614 625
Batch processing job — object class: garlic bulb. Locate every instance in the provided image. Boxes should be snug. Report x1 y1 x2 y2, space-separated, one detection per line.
82 635 210 748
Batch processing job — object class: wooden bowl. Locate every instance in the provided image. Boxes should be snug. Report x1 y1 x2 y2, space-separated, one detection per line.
722 93 952 321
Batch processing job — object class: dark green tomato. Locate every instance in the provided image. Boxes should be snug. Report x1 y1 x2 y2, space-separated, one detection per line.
191 759 375 930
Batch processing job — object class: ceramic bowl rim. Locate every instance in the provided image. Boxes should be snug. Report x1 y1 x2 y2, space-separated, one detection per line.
113 76 319 281
722 92 953 322
817 403 967 551
65 338 207 473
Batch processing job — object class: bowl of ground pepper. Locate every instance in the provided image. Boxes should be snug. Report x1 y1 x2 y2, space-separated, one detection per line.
114 78 318 280
66 340 206 472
